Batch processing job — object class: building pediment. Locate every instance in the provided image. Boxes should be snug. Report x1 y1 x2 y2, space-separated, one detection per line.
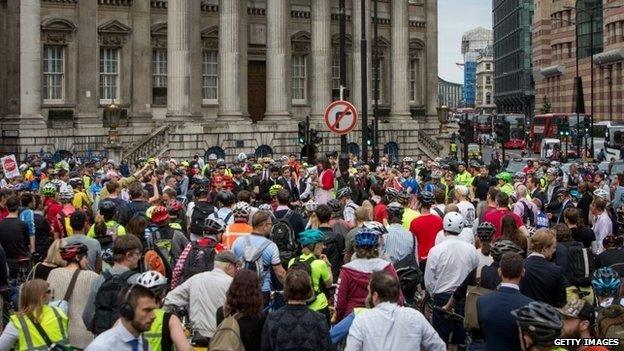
41 18 77 44
98 20 132 35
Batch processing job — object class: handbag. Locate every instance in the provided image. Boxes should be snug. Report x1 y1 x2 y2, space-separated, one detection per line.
28 316 73 351
464 266 493 331
49 269 81 314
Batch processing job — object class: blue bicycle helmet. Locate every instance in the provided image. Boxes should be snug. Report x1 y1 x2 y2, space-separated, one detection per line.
299 229 326 246
354 229 380 248
592 267 621 296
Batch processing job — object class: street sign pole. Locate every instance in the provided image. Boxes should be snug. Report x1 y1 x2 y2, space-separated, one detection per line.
339 0 348 171
372 0 379 165
463 114 469 164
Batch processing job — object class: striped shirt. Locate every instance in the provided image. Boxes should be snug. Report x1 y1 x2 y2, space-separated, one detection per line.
382 224 417 265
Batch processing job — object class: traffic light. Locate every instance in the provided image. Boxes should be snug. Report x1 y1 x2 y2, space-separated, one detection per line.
495 121 509 144
583 119 591 133
297 121 308 144
366 124 374 147
465 120 474 144
309 129 323 144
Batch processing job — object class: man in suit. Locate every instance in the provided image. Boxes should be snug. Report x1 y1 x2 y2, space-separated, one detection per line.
259 165 280 203
277 165 299 203
520 229 567 307
477 252 534 351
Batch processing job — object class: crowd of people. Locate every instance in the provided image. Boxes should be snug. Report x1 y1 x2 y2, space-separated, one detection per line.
0 151 621 350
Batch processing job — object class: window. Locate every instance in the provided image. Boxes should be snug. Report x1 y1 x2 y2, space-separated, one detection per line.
485 63 491 70
43 46 64 102
292 54 307 102
486 93 492 105
577 0 603 59
485 76 491 85
332 53 341 90
152 49 167 105
202 51 218 103
99 48 119 103
409 60 417 102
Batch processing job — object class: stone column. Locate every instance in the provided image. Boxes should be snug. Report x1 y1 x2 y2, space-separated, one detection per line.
131 0 151 122
167 0 191 119
425 0 438 117
19 0 43 124
265 0 291 121
218 0 250 122
390 0 411 120
310 0 332 122
352 0 372 113
76 0 99 125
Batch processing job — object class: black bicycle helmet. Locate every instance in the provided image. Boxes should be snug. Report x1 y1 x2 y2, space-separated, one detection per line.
397 190 410 205
418 191 435 206
476 221 496 242
60 243 89 262
385 188 400 202
99 199 117 218
327 199 342 213
336 187 352 199
512 302 563 347
217 190 236 207
386 202 405 218
490 239 523 262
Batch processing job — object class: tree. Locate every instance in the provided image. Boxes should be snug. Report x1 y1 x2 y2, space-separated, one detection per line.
540 97 551 114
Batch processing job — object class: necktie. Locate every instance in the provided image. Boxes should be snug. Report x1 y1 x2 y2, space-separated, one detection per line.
128 339 139 351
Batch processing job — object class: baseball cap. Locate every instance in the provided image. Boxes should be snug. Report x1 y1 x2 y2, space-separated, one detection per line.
558 300 594 323
215 251 240 265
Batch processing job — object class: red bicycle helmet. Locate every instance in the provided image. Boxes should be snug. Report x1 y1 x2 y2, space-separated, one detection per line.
60 243 88 262
167 200 183 215
151 206 170 225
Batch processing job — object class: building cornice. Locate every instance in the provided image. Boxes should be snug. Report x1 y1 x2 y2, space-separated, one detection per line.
539 65 565 78
98 0 133 6
593 48 624 66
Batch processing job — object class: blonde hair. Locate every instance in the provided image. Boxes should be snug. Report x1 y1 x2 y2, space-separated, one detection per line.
44 239 67 267
360 200 374 221
19 279 49 322
530 229 556 253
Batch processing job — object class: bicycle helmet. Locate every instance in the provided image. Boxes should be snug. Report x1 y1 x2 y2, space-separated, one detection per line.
476 221 496 242
304 200 318 213
167 200 183 215
336 187 352 199
443 212 465 235
208 153 218 161
60 243 88 262
490 240 523 262
418 191 435 206
232 202 251 219
59 184 74 201
237 153 247 162
512 301 563 346
41 182 57 197
327 199 342 213
98 199 117 218
69 177 83 188
299 229 326 246
386 202 405 217
217 190 236 207
252 164 263 171
403 157 414 163
354 229 380 248
362 221 388 235
385 188 400 202
496 172 512 183
431 170 443 179
151 206 170 225
102 248 114 265
592 267 621 296
137 271 169 291
231 167 244 175
203 217 226 235
397 190 410 204
513 172 526 181
258 203 272 212
216 159 226 167
603 235 623 248
269 184 283 197
593 188 609 200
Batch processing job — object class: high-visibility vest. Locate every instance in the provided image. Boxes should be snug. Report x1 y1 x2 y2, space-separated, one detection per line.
144 309 165 351
10 305 69 351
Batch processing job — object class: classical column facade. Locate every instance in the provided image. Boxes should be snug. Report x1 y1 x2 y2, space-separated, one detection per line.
310 0 332 122
218 0 250 122
425 0 439 117
265 0 291 121
131 0 151 121
167 0 191 118
76 0 99 124
352 0 372 114
19 0 43 123
390 0 411 120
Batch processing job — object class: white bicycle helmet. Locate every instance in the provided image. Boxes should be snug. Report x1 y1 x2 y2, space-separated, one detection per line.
208 153 218 161
59 184 74 201
137 271 168 291
304 200 318 212
362 221 388 234
443 212 465 235
593 188 609 199
237 153 247 162
232 202 251 218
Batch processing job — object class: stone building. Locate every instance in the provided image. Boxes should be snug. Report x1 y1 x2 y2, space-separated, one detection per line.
0 0 441 163
475 45 495 113
532 0 624 121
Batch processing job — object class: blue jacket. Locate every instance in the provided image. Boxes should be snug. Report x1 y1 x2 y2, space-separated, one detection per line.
477 286 534 351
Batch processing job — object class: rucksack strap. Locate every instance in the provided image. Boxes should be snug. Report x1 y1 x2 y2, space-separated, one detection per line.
63 269 81 302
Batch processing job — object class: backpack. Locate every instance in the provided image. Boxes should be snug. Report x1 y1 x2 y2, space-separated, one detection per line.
127 201 149 222
607 205 620 236
567 243 595 287
150 226 175 264
181 241 218 282
535 211 549 229
269 210 297 263
242 236 272 278
597 304 624 340
92 270 136 335
189 202 215 235
520 200 535 227
209 314 245 351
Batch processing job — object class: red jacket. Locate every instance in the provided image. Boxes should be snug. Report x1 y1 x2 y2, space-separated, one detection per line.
334 258 401 322
43 198 64 238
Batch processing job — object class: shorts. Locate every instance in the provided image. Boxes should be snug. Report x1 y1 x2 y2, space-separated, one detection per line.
432 292 467 345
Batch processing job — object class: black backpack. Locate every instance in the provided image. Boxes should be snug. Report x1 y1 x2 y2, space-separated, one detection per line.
269 210 298 263
567 243 595 287
92 270 136 335
322 229 343 281
520 201 535 227
289 255 325 297
181 241 218 283
189 202 215 235
607 205 620 236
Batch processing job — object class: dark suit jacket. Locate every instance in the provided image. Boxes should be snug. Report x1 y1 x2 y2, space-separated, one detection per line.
277 176 300 202
477 286 534 351
520 255 567 307
259 178 278 202
530 188 547 207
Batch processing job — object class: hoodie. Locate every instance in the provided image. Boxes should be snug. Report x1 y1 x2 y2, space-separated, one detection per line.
334 257 400 322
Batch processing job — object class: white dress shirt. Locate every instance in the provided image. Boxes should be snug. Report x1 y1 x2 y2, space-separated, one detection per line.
424 236 479 295
85 322 148 351
345 302 446 351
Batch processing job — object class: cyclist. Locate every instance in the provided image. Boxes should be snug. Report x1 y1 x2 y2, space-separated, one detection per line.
136 271 191 351
592 267 623 309
88 200 126 251
409 191 443 272
512 301 565 351
288 228 333 322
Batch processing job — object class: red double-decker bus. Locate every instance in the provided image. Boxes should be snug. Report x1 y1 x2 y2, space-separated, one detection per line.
475 114 493 134
500 114 526 149
530 113 588 154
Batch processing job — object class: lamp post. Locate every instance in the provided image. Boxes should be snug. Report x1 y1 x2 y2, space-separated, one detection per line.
372 0 379 164
106 100 121 144
360 0 369 163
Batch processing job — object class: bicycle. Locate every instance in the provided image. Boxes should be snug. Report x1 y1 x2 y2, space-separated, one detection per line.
172 307 208 351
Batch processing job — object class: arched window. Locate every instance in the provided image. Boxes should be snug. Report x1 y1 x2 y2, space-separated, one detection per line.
383 142 399 163
205 146 225 160
255 145 273 159
347 142 360 158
